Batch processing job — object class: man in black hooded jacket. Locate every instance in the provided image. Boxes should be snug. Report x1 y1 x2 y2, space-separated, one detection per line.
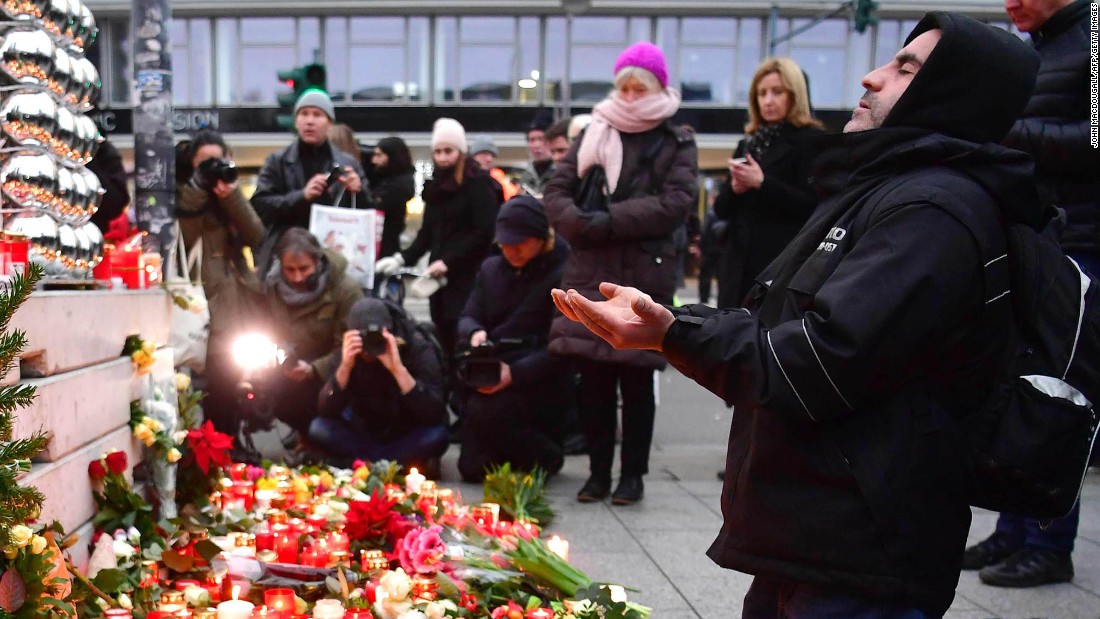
552 12 1040 618
962 0 1099 588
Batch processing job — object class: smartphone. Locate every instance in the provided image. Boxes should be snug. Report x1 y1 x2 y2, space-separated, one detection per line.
326 164 344 185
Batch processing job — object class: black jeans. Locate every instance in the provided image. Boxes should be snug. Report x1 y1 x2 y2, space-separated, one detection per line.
576 359 655 478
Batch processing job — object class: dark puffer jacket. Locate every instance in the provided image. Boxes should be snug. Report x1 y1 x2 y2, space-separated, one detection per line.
544 122 698 369
1002 0 1099 255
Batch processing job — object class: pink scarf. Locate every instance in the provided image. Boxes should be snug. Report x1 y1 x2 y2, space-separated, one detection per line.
577 88 682 194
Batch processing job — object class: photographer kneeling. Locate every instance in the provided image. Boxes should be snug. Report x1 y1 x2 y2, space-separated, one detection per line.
265 229 364 437
457 195 571 482
175 131 265 434
309 298 449 473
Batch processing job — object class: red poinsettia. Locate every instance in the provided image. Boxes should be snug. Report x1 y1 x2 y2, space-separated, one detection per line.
186 421 233 474
105 450 128 475
343 488 400 542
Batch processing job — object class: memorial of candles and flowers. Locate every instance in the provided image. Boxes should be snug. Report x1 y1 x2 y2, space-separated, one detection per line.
0 278 648 619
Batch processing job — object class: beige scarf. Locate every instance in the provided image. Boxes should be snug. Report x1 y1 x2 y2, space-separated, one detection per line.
577 88 682 193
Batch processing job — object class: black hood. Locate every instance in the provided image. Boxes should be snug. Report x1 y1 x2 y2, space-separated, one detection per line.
811 128 1042 227
883 12 1040 144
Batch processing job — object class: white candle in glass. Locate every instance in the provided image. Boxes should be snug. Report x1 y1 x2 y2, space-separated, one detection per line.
216 587 253 619
547 535 570 562
311 599 344 619
405 468 425 495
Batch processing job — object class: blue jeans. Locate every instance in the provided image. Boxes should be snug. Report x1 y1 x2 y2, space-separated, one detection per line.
308 413 449 465
742 577 932 619
994 500 1081 554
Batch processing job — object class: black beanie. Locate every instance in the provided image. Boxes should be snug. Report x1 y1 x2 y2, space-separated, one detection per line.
347 298 395 332
883 12 1039 143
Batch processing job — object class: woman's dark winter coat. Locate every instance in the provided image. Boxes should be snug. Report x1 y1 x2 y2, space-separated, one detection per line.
714 123 825 308
543 122 698 370
370 171 415 258
401 159 499 324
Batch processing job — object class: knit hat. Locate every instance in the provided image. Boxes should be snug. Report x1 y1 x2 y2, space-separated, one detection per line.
347 297 394 332
495 195 549 245
294 89 335 121
431 117 468 153
883 12 1039 143
614 42 669 88
470 135 498 157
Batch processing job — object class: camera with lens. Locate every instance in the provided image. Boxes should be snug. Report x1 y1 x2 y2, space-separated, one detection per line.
359 325 388 357
456 338 523 388
191 157 239 191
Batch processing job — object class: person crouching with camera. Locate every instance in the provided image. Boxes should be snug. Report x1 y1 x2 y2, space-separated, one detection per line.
175 130 265 435
456 195 571 482
265 229 364 439
308 298 449 475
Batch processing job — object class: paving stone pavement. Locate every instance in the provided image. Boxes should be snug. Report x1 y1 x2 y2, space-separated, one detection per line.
405 286 1100 619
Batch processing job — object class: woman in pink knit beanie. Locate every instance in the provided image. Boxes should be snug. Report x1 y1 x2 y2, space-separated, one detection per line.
542 41 699 506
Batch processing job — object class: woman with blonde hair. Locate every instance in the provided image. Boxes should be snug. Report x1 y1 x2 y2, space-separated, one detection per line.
715 57 827 308
544 42 698 505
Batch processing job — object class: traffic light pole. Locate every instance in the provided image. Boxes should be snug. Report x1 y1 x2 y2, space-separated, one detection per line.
131 0 175 257
766 0 877 57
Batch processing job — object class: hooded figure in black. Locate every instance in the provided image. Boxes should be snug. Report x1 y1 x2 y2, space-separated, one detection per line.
558 12 1042 617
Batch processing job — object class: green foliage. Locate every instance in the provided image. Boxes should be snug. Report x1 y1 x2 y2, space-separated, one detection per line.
91 474 163 550
482 463 554 526
0 265 46 550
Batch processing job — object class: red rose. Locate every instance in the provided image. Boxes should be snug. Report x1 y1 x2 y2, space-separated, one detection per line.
105 450 128 475
88 458 107 480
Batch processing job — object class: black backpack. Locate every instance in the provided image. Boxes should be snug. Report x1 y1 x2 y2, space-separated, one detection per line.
966 208 1100 519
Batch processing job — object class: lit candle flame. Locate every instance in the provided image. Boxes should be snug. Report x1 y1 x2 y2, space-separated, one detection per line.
409 468 418 475
231 585 240 601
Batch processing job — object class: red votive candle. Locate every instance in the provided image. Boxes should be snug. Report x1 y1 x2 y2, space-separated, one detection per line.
274 534 298 564
175 579 201 591
264 588 295 619
255 529 275 552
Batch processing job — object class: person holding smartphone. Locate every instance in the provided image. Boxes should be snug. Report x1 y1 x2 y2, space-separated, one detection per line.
714 58 827 309
251 90 371 273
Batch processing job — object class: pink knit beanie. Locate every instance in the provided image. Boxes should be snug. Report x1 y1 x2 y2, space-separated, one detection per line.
613 42 669 88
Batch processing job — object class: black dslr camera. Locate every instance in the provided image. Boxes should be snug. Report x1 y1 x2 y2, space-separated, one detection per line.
192 157 239 191
360 325 387 357
456 338 523 388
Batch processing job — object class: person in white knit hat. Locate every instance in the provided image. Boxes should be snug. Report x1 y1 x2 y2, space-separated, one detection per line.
376 117 499 364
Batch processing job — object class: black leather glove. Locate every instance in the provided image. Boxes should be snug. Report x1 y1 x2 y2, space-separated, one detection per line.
579 211 612 244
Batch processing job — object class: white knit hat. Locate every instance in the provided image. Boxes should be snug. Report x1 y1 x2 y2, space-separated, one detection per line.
431 117 468 153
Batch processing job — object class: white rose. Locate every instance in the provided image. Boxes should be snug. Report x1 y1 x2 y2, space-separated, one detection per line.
175 373 192 392
117 594 133 609
9 524 33 548
183 586 211 608
379 568 412 601
112 538 135 560
397 611 427 619
29 535 47 555
422 601 448 619
172 431 189 444
127 527 141 544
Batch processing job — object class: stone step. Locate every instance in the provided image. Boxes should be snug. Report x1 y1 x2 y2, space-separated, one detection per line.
13 347 176 462
21 425 144 535
8 289 171 380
